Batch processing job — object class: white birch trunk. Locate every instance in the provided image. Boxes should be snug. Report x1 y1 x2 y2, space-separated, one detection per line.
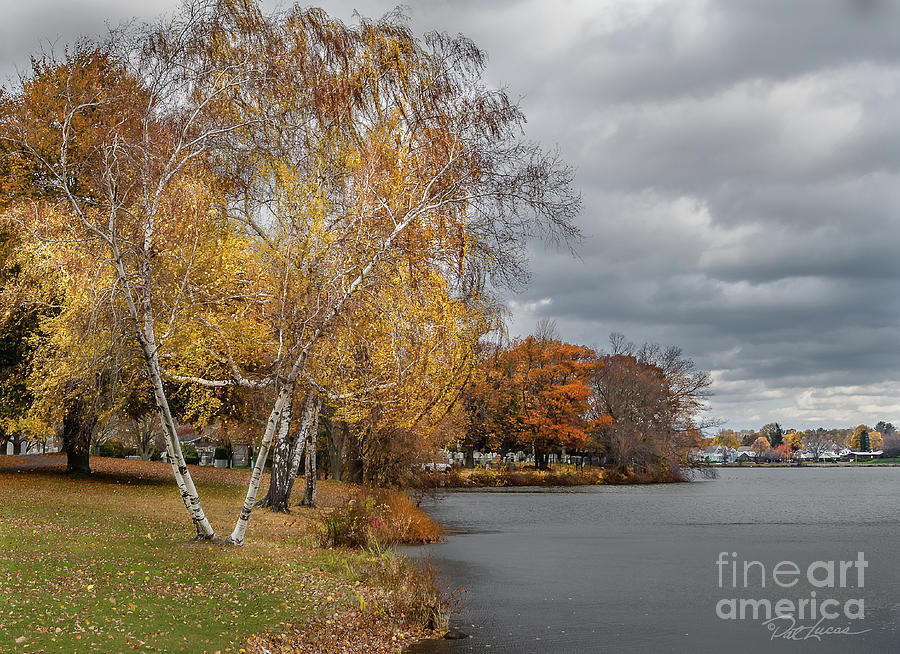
263 392 317 510
258 395 295 510
107 237 217 539
145 344 218 539
284 393 317 499
225 385 292 545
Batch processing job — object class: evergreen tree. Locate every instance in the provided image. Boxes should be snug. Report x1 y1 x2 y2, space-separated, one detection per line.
859 430 870 452
760 422 783 448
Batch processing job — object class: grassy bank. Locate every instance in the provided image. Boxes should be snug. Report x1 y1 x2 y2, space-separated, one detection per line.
0 455 443 653
413 464 684 488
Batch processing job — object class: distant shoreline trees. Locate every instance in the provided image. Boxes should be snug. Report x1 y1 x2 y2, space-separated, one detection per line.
708 420 897 460
459 329 715 480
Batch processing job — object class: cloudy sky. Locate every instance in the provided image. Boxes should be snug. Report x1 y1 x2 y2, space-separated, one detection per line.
2 0 898 431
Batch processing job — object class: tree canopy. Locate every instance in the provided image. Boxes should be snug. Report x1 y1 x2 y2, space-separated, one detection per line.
0 0 580 544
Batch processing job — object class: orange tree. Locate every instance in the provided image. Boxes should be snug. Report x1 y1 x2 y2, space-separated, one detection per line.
463 332 601 469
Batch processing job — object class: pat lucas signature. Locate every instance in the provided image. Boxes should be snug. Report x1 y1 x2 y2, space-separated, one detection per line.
764 616 872 641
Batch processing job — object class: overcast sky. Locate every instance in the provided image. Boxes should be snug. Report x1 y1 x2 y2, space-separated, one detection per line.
3 0 899 431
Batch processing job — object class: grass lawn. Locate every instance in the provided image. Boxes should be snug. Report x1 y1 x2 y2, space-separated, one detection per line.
848 456 900 464
0 455 439 653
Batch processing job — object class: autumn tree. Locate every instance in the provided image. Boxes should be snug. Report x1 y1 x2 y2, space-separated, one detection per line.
784 431 803 450
0 230 58 454
461 327 599 470
750 436 771 459
0 7 266 537
802 430 833 461
163 4 578 542
869 431 883 451
0 222 131 473
590 353 670 474
589 334 713 478
712 429 739 449
296 264 495 498
2 2 578 544
760 422 783 448
460 342 522 460
773 443 792 461
25 247 157 474
514 336 598 469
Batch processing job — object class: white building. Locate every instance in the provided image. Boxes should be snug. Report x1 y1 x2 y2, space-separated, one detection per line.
696 445 737 464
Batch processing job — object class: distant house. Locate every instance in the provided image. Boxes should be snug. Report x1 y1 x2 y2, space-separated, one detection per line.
697 445 737 464
186 435 216 464
797 444 851 461
185 418 256 467
850 450 883 460
734 446 757 462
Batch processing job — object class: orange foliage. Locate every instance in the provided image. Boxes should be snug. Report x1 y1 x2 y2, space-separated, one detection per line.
773 443 793 461
464 334 605 466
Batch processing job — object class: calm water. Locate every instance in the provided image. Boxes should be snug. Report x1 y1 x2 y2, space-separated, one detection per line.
403 467 900 653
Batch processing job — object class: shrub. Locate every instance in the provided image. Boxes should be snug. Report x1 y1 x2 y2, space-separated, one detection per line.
358 549 453 635
311 548 455 638
181 443 199 465
421 465 574 487
372 490 443 544
96 441 124 458
467 466 508 487
316 496 377 549
315 490 442 549
213 447 228 460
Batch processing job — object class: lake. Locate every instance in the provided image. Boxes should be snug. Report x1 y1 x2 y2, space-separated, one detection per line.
403 467 900 653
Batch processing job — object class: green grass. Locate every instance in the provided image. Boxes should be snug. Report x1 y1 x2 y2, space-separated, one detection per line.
0 457 435 653
847 456 900 464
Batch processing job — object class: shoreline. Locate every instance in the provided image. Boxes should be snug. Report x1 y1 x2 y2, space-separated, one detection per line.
412 461 900 490
411 465 685 489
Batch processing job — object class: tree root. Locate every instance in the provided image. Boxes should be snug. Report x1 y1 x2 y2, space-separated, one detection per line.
192 532 221 544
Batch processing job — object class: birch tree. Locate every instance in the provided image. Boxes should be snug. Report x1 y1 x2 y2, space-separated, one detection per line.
3 0 580 545
258 389 319 511
0 3 265 539
170 3 580 545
